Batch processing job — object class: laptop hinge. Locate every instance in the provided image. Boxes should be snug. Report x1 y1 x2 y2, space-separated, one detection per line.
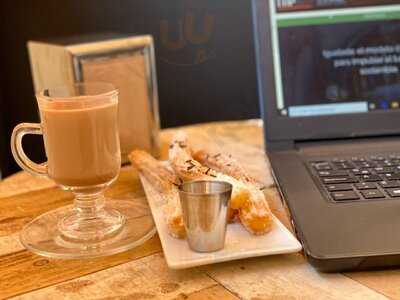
266 140 295 152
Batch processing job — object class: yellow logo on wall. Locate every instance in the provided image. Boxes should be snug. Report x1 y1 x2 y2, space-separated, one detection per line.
391 101 400 109
160 1 216 66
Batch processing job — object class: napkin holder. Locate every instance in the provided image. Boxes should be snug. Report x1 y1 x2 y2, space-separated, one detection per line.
28 33 160 163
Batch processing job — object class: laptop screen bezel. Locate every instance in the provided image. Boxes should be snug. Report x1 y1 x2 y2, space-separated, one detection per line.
252 0 400 144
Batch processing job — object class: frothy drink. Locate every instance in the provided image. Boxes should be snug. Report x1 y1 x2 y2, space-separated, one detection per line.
40 101 121 187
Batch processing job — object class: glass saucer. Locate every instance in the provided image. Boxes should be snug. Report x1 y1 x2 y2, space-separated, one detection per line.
20 199 156 259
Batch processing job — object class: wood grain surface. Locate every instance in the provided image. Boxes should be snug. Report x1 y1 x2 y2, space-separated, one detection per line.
0 121 397 300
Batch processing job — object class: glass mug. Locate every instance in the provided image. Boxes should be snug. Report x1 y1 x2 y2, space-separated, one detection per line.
11 82 155 259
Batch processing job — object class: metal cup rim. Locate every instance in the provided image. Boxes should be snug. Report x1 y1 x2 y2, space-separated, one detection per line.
179 180 232 197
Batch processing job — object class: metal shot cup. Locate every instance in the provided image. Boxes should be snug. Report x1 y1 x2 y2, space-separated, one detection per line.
179 181 232 252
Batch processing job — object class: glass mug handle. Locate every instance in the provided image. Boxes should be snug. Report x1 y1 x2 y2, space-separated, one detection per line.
11 123 48 176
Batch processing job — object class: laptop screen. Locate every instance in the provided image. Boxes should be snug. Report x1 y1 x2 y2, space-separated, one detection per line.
272 1 400 118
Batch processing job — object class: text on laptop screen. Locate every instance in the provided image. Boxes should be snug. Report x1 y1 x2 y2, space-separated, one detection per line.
272 1 400 117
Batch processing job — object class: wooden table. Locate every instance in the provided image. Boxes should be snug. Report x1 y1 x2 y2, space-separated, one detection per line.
0 120 398 300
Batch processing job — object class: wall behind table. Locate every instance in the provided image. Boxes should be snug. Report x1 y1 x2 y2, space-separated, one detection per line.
0 0 259 176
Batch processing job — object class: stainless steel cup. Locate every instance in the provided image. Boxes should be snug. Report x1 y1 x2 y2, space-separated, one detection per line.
179 181 232 252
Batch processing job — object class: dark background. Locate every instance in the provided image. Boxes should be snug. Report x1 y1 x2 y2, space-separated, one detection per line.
0 0 260 177
279 20 400 108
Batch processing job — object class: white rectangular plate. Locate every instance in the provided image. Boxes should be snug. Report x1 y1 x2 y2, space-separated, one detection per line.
139 174 302 269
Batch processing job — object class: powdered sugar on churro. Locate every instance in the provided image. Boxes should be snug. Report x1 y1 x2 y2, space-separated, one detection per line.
169 132 273 235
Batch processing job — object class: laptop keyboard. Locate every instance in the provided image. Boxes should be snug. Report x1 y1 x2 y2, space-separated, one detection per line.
309 154 400 202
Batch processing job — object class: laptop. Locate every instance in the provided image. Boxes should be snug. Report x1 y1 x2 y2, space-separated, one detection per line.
252 0 400 272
